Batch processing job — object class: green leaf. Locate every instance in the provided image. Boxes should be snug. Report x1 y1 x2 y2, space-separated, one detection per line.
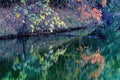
21 0 26 3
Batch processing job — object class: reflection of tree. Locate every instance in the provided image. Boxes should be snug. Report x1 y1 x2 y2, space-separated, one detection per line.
76 49 104 80
47 38 106 80
0 22 120 80
17 37 28 61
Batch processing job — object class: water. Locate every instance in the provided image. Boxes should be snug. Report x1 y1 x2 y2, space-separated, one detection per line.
0 27 120 80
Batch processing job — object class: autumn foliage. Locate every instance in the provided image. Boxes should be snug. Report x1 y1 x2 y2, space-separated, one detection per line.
76 0 107 23
76 49 104 80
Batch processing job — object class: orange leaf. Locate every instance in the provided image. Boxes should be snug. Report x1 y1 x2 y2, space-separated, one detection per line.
76 0 82 2
77 7 82 11
82 11 91 19
91 8 102 22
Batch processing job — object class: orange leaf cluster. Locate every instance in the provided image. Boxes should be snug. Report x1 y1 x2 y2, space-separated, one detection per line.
90 49 104 64
82 11 91 19
82 54 90 61
77 5 102 22
90 49 104 80
77 6 82 11
80 49 104 65
80 49 104 80
77 5 91 22
91 8 102 22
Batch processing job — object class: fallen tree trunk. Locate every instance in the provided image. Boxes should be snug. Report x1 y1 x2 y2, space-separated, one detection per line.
0 25 94 40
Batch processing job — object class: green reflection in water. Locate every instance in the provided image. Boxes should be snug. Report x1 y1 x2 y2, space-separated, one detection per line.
0 27 120 80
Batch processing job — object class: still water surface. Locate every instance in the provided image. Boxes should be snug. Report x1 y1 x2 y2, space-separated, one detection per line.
0 29 120 80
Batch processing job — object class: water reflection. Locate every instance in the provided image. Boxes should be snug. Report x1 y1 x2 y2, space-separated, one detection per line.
0 30 120 80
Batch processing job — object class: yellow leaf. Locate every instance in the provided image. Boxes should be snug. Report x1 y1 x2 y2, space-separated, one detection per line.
51 21 55 24
30 24 35 32
44 21 48 25
21 0 25 3
33 21 37 25
15 13 21 18
53 15 60 20
40 14 45 19
14 57 19 64
49 28 53 33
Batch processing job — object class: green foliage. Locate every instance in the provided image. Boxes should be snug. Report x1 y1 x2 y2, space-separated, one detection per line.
12 1 66 33
1 0 120 80
0 26 120 80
